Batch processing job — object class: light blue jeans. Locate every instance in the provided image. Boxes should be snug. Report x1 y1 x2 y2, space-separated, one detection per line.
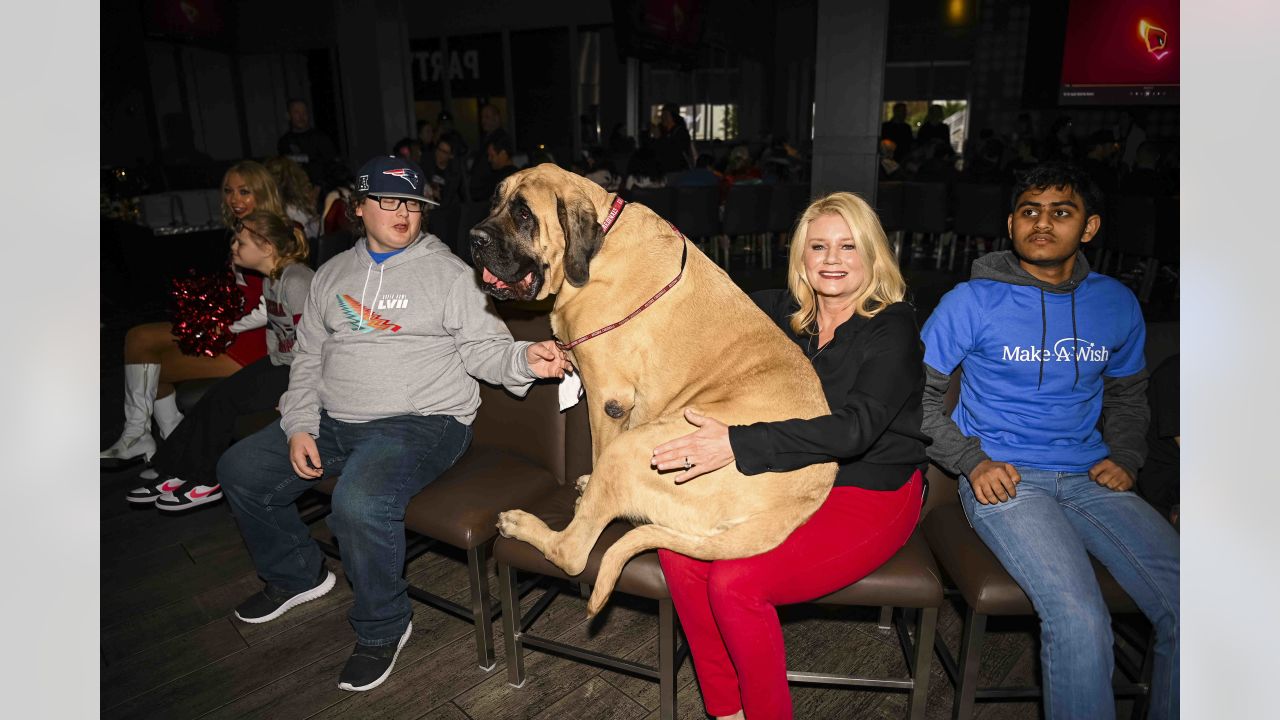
959 466 1179 720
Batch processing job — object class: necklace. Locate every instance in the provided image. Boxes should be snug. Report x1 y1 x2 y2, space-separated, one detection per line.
806 331 832 360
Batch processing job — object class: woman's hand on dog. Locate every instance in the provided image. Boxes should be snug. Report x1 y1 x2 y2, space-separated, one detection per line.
651 408 735 484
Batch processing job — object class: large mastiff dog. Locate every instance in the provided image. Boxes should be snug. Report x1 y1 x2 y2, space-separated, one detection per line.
471 164 835 615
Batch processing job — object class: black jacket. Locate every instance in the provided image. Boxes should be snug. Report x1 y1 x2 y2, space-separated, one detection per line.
729 290 930 491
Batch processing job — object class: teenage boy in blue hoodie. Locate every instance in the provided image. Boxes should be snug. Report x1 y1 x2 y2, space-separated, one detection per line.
217 155 570 693
920 162 1179 720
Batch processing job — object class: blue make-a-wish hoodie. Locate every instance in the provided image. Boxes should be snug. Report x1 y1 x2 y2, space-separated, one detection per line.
919 250 1150 476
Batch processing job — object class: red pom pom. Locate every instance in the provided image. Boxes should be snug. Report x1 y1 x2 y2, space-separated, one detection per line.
169 267 246 357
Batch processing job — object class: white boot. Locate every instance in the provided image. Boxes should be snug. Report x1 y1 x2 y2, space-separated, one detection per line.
100 363 160 463
153 393 185 439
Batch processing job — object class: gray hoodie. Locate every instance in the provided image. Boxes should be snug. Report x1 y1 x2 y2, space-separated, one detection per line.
278 234 539 438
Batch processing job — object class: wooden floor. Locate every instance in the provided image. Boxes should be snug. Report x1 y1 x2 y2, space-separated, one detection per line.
100 461 1061 720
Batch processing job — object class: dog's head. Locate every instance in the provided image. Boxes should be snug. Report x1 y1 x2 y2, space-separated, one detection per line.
470 164 606 302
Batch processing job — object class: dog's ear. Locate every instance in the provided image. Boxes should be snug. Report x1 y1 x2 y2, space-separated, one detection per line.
558 194 603 287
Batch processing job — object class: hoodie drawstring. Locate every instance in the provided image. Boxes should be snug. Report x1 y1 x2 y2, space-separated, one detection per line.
1070 288 1080 389
1037 288 1047 390
358 260 373 330
1036 286 1082 390
356 261 386 331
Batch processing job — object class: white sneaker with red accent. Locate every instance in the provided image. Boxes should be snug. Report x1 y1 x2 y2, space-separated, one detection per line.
156 484 223 511
126 476 187 504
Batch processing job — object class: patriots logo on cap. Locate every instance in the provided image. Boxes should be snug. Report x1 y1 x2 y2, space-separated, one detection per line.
382 168 420 190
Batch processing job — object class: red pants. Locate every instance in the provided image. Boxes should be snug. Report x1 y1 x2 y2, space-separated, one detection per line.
658 470 924 719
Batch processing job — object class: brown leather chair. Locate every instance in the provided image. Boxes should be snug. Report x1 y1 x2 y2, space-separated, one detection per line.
307 311 566 671
920 368 1154 719
494 402 944 720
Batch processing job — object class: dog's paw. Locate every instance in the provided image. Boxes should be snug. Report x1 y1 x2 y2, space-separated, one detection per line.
573 474 591 494
496 509 535 540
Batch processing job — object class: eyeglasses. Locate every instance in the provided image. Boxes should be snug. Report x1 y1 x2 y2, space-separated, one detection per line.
232 219 267 241
369 195 425 213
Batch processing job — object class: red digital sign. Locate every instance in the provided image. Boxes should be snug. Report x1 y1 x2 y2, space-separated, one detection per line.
1059 0 1178 105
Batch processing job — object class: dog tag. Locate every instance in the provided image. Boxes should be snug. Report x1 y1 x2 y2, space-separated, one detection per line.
558 371 584 411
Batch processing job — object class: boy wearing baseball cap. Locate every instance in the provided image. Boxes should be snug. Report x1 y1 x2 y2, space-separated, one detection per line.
217 155 569 692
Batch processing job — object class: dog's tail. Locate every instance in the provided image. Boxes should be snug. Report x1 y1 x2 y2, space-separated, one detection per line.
586 512 804 616
587 524 700 617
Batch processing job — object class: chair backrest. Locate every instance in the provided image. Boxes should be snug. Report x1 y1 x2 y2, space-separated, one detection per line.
951 183 1007 238
722 183 772 236
471 311 568 484
900 181 950 234
625 187 677 224
673 186 721 238
767 183 811 235
875 181 905 232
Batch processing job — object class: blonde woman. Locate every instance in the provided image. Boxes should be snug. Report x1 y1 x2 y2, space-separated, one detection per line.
101 161 284 467
650 192 929 720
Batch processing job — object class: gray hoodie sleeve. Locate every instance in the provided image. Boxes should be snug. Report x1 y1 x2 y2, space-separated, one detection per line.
442 272 539 396
921 364 990 476
277 278 329 438
1101 369 1150 478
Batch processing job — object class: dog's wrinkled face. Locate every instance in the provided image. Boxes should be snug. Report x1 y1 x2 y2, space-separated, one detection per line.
471 164 603 301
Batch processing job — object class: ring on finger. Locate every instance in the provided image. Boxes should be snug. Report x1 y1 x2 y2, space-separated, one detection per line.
683 457 692 470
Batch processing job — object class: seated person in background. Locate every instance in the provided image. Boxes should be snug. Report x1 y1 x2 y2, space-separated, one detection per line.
471 134 518 202
719 144 763 195
217 154 571 693
101 161 282 467
650 192 928 720
669 153 721 187
392 136 423 165
582 145 620 192
878 138 902 180
319 161 356 236
425 137 465 207
265 155 320 240
1137 353 1179 527
1119 141 1171 197
622 145 667 190
920 161 1179 720
127 211 315 511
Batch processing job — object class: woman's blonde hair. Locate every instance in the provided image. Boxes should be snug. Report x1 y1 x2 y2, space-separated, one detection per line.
264 155 317 213
785 191 906 335
237 210 310 279
220 160 285 229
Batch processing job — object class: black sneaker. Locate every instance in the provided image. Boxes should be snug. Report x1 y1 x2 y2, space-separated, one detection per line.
337 622 413 692
234 565 336 624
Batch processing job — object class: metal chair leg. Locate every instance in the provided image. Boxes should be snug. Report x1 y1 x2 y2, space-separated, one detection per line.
908 608 938 720
467 543 496 670
659 598 678 720
498 563 526 687
878 606 894 631
953 608 986 720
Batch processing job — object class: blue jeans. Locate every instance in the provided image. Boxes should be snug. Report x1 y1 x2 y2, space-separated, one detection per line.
218 411 472 646
959 466 1180 720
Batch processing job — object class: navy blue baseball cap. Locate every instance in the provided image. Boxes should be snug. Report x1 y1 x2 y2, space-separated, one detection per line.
354 155 439 206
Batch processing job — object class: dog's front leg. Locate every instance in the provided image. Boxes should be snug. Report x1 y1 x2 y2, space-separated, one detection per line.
497 478 616 577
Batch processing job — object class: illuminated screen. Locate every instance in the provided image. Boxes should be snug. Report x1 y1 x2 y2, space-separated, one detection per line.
1059 0 1178 105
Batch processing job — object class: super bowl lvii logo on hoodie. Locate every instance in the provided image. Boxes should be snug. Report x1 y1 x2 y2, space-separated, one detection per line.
337 294 403 333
